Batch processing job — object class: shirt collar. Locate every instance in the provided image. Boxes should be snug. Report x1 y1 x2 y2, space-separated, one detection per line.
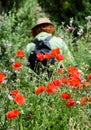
35 32 52 40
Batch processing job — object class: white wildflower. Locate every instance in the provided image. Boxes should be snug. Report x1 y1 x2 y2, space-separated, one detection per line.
76 101 80 104
8 94 13 100
11 58 15 62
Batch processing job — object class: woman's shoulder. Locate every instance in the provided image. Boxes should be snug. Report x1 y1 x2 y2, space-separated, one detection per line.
51 35 65 44
26 42 35 47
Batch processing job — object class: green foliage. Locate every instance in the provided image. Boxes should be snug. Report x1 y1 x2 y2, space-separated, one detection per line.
0 0 47 48
54 15 91 73
0 0 24 12
38 0 91 26
1 0 91 26
0 0 47 74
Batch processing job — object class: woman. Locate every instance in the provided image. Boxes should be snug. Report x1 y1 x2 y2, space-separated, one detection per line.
25 17 76 71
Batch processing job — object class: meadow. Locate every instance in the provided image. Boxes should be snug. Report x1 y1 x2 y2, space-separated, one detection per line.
0 0 91 130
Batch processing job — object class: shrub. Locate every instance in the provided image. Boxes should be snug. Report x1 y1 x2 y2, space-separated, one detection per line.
38 0 91 26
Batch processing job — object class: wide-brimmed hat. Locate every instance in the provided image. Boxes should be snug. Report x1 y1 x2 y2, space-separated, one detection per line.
31 17 55 30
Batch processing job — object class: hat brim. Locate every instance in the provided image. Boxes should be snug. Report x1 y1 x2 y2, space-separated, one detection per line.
31 22 55 30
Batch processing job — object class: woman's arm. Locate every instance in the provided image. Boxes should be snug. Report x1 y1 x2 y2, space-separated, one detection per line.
25 42 35 59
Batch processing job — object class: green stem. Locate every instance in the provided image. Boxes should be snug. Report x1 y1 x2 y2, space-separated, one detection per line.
20 115 23 130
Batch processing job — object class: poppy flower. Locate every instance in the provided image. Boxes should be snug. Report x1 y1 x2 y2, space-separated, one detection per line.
53 79 62 87
36 53 45 61
68 66 80 76
51 48 60 57
61 92 71 99
57 69 65 74
45 53 52 59
55 54 64 61
12 61 22 70
61 77 68 84
0 72 5 83
68 75 81 88
15 50 25 58
88 74 91 80
10 90 19 96
66 99 76 107
46 82 57 94
14 93 26 106
80 96 87 106
6 109 20 119
35 85 46 94
83 82 90 87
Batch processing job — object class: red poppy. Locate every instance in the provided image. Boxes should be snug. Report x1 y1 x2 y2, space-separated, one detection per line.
57 68 65 74
46 82 57 94
35 85 46 94
0 72 5 83
12 61 22 70
14 93 26 106
68 66 80 76
61 77 68 84
6 109 20 119
10 90 19 96
55 54 64 61
16 50 25 58
80 96 87 106
67 66 83 88
88 74 91 80
45 53 52 59
36 53 45 61
51 48 60 57
53 79 62 87
61 92 71 99
83 82 90 87
68 75 81 88
66 99 76 107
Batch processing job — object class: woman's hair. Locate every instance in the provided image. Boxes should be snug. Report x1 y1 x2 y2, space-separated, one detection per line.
31 23 55 37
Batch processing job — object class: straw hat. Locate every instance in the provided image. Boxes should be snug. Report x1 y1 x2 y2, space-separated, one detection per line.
32 17 55 30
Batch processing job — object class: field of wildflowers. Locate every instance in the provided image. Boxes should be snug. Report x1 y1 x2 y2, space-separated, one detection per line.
0 0 91 129
0 38 91 129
